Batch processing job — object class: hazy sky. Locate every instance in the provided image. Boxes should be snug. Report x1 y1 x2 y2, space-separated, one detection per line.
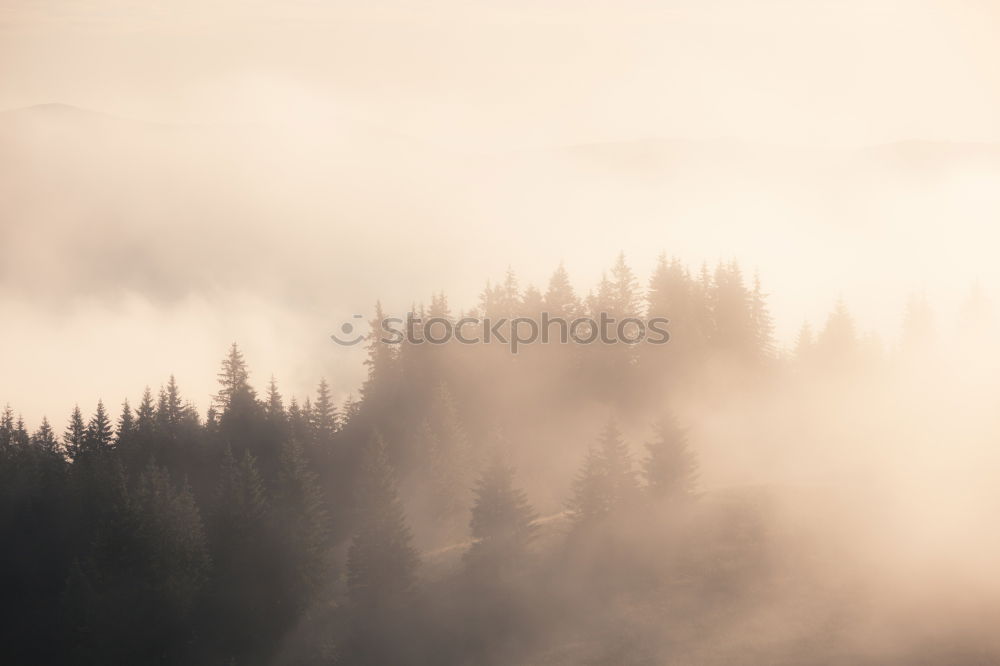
2 0 1000 147
2 0 1000 422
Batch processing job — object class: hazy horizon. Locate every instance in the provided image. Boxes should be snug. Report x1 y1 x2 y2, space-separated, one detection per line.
4 0 1000 421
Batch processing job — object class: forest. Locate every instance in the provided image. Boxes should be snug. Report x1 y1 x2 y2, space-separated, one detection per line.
1 253 995 665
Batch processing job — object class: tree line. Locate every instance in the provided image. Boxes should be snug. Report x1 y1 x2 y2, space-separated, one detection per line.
1 252 978 664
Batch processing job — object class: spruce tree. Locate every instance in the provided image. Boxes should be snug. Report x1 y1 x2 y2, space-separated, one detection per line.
478 279 503 319
116 399 135 447
794 322 815 367
520 284 544 318
345 434 420 665
347 433 419 611
288 396 312 444
135 387 156 436
214 445 269 532
275 439 330 612
567 419 638 526
609 251 640 317
131 464 210 617
749 272 776 362
500 267 521 318
0 404 13 448
84 399 114 455
598 418 638 507
566 445 606 526
156 375 189 430
643 414 698 501
215 343 256 412
208 445 274 658
362 301 398 403
422 383 473 525
428 290 452 320
31 416 60 454
63 405 86 460
12 414 29 448
265 375 285 422
64 463 209 663
465 454 537 575
311 379 338 445
709 260 754 357
544 262 580 318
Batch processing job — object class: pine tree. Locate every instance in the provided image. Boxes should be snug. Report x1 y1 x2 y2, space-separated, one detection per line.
500 267 521 318
478 279 502 319
520 284 544 318
643 414 698 501
301 397 313 435
208 445 274 658
83 400 114 455
311 379 338 444
347 433 419 611
341 395 361 425
65 463 210 663
644 254 700 379
1 404 15 448
465 454 537 574
63 405 86 460
136 387 156 436
599 418 638 506
12 414 29 448
207 445 278 662
288 397 311 444
609 251 640 317
31 417 60 454
588 272 613 317
362 301 398 404
116 399 135 447
127 463 210 657
214 445 269 531
566 446 605 526
132 463 210 609
709 260 754 357
215 343 256 412
156 375 188 429
794 322 815 367
750 272 776 362
544 262 580 318
275 439 330 611
422 383 473 525
428 291 452 320
646 253 675 318
265 375 285 422
566 419 638 526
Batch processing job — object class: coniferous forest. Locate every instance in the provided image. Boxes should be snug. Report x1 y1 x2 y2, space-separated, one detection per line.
4 253 995 665
8 2 1000 664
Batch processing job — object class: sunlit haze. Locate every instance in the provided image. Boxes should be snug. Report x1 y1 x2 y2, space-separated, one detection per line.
2 2 1000 664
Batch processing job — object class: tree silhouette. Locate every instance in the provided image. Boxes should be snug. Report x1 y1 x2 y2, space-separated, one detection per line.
63 405 86 461
643 413 698 502
465 453 537 575
347 433 419 610
567 419 639 527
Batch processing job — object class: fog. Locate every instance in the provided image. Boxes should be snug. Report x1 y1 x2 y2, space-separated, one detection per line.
2 0 1000 418
4 101 1000 419
3 1 1000 664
